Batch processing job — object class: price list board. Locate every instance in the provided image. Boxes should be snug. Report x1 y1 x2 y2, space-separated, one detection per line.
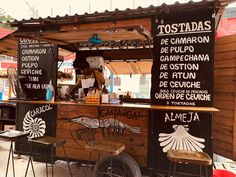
18 38 57 100
151 9 215 107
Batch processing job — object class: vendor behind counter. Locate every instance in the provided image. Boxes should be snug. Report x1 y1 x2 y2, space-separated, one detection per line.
67 60 105 98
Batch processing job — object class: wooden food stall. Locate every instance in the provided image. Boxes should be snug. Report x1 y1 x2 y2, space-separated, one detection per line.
214 34 236 161
0 0 234 176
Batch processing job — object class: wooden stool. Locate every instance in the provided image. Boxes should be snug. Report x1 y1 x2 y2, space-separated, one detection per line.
25 136 73 177
85 140 125 177
167 149 212 177
0 130 29 177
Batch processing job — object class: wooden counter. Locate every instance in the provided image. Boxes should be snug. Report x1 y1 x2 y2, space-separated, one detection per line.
10 99 218 167
3 100 219 112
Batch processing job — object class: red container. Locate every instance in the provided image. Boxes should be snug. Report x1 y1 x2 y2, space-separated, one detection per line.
213 169 236 177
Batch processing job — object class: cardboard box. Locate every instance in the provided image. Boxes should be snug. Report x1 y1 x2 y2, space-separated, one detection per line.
4 125 16 131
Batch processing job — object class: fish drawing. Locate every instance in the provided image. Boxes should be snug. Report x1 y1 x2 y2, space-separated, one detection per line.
158 124 205 153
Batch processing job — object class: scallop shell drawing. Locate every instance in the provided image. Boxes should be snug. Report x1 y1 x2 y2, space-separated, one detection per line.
158 124 205 153
23 111 46 138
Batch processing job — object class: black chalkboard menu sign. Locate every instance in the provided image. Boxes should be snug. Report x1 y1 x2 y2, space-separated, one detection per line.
149 110 213 175
18 38 57 100
151 9 215 107
15 103 57 160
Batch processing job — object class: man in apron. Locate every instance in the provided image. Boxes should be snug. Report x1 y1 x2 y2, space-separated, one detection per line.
68 61 105 99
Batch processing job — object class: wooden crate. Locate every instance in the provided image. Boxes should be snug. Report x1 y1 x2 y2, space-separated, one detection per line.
214 34 236 161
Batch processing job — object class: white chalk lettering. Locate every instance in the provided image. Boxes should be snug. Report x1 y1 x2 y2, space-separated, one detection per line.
164 112 200 123
160 54 209 62
169 63 199 70
21 56 40 62
160 72 168 79
170 36 210 44
186 93 211 101
172 72 196 79
21 62 38 68
20 69 42 75
170 81 200 88
22 48 47 55
157 21 212 35
170 46 194 53
29 104 53 118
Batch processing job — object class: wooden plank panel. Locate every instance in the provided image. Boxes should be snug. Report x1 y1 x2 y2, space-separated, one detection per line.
214 36 236 160
213 109 235 119
215 59 236 68
44 29 147 43
214 76 235 85
214 84 235 93
213 140 232 152
215 43 236 53
61 18 151 33
57 121 148 136
214 92 235 102
216 35 236 45
214 101 235 110
233 96 236 160
214 68 236 77
213 116 234 127
213 131 233 144
215 51 236 61
214 148 233 160
56 105 148 167
213 123 233 136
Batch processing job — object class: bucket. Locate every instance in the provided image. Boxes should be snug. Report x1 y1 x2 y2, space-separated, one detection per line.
213 169 236 177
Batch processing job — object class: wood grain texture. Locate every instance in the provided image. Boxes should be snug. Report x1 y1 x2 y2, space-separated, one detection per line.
214 35 236 160
2 100 219 112
56 105 149 167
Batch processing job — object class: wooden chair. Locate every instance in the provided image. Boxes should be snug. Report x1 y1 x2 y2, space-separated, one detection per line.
167 149 212 177
25 136 73 177
84 139 125 177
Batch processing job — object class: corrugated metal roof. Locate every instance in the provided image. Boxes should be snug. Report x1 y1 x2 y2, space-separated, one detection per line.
0 28 14 39
4 0 233 27
0 0 234 58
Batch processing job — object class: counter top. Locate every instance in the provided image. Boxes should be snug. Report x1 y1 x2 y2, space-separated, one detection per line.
2 100 219 112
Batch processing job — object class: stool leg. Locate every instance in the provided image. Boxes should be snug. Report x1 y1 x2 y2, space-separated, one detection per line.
204 165 208 177
10 141 15 177
110 155 113 176
199 165 202 177
45 146 48 177
173 162 177 177
5 140 13 177
168 161 172 177
85 152 92 177
62 144 73 177
51 158 53 177
121 153 126 176
25 143 35 177
30 152 36 177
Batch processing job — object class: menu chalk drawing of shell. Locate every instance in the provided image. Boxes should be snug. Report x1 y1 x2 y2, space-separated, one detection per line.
158 124 205 153
23 111 46 138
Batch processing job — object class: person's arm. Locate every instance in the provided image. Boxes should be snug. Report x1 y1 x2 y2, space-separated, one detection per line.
69 77 82 97
94 71 105 89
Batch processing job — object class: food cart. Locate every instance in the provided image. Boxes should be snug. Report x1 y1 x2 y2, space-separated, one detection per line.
0 0 234 176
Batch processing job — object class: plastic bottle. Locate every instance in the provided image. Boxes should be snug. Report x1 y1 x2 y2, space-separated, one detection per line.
101 86 109 103
46 80 55 101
